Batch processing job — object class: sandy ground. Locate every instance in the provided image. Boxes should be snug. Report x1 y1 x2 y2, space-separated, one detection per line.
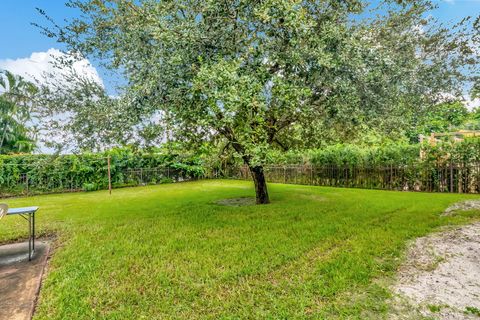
442 200 480 216
391 200 480 320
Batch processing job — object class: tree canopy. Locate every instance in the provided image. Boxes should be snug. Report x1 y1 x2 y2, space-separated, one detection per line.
38 0 479 203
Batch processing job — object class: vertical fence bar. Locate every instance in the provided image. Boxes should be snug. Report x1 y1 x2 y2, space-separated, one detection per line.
227 163 478 194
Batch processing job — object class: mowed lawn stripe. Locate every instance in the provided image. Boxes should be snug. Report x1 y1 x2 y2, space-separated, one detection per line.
0 180 478 319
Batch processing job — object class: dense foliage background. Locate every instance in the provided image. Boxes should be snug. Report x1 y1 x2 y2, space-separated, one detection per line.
2 138 480 197
0 147 205 197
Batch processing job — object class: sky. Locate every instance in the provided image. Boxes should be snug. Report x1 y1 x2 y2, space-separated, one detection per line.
1 0 479 93
0 0 117 93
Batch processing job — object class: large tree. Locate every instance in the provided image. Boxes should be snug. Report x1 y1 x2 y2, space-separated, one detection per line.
38 0 479 203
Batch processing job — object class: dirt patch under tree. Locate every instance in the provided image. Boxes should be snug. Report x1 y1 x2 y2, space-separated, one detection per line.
216 197 256 207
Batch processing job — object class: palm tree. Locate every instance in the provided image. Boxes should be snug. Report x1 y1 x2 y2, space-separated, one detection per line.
0 70 38 154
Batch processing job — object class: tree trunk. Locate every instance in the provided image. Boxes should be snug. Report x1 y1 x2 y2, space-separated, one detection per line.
0 123 7 152
249 165 270 204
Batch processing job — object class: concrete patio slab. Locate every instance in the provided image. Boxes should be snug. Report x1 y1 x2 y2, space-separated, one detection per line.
0 241 50 320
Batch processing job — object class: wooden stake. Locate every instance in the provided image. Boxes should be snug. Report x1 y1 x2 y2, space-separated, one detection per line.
107 156 112 195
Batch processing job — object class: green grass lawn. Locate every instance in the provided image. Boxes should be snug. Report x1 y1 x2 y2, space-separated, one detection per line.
1 180 479 319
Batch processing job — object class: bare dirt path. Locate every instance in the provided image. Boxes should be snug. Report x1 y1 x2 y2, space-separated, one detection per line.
391 201 480 319
0 241 50 320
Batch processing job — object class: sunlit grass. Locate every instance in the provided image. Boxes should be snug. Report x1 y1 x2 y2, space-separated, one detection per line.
1 180 479 319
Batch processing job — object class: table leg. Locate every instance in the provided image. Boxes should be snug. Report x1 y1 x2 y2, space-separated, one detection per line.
32 211 35 252
28 213 32 261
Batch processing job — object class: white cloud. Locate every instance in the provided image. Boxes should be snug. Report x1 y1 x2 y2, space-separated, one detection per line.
0 48 103 87
437 92 479 111
465 97 480 111
0 49 104 154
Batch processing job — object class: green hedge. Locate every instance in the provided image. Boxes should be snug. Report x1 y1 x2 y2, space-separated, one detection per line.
266 143 421 166
421 138 480 164
266 139 480 167
0 148 205 197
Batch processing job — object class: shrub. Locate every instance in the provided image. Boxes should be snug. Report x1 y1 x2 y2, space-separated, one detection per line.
265 143 421 167
83 182 98 192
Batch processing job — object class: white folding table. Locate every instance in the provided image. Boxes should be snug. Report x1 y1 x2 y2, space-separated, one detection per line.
6 206 39 261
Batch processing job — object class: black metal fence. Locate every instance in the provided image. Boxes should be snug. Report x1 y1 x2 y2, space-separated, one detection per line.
231 164 480 193
3 163 480 198
0 167 199 198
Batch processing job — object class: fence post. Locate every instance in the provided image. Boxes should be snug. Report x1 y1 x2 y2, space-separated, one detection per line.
107 156 112 195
